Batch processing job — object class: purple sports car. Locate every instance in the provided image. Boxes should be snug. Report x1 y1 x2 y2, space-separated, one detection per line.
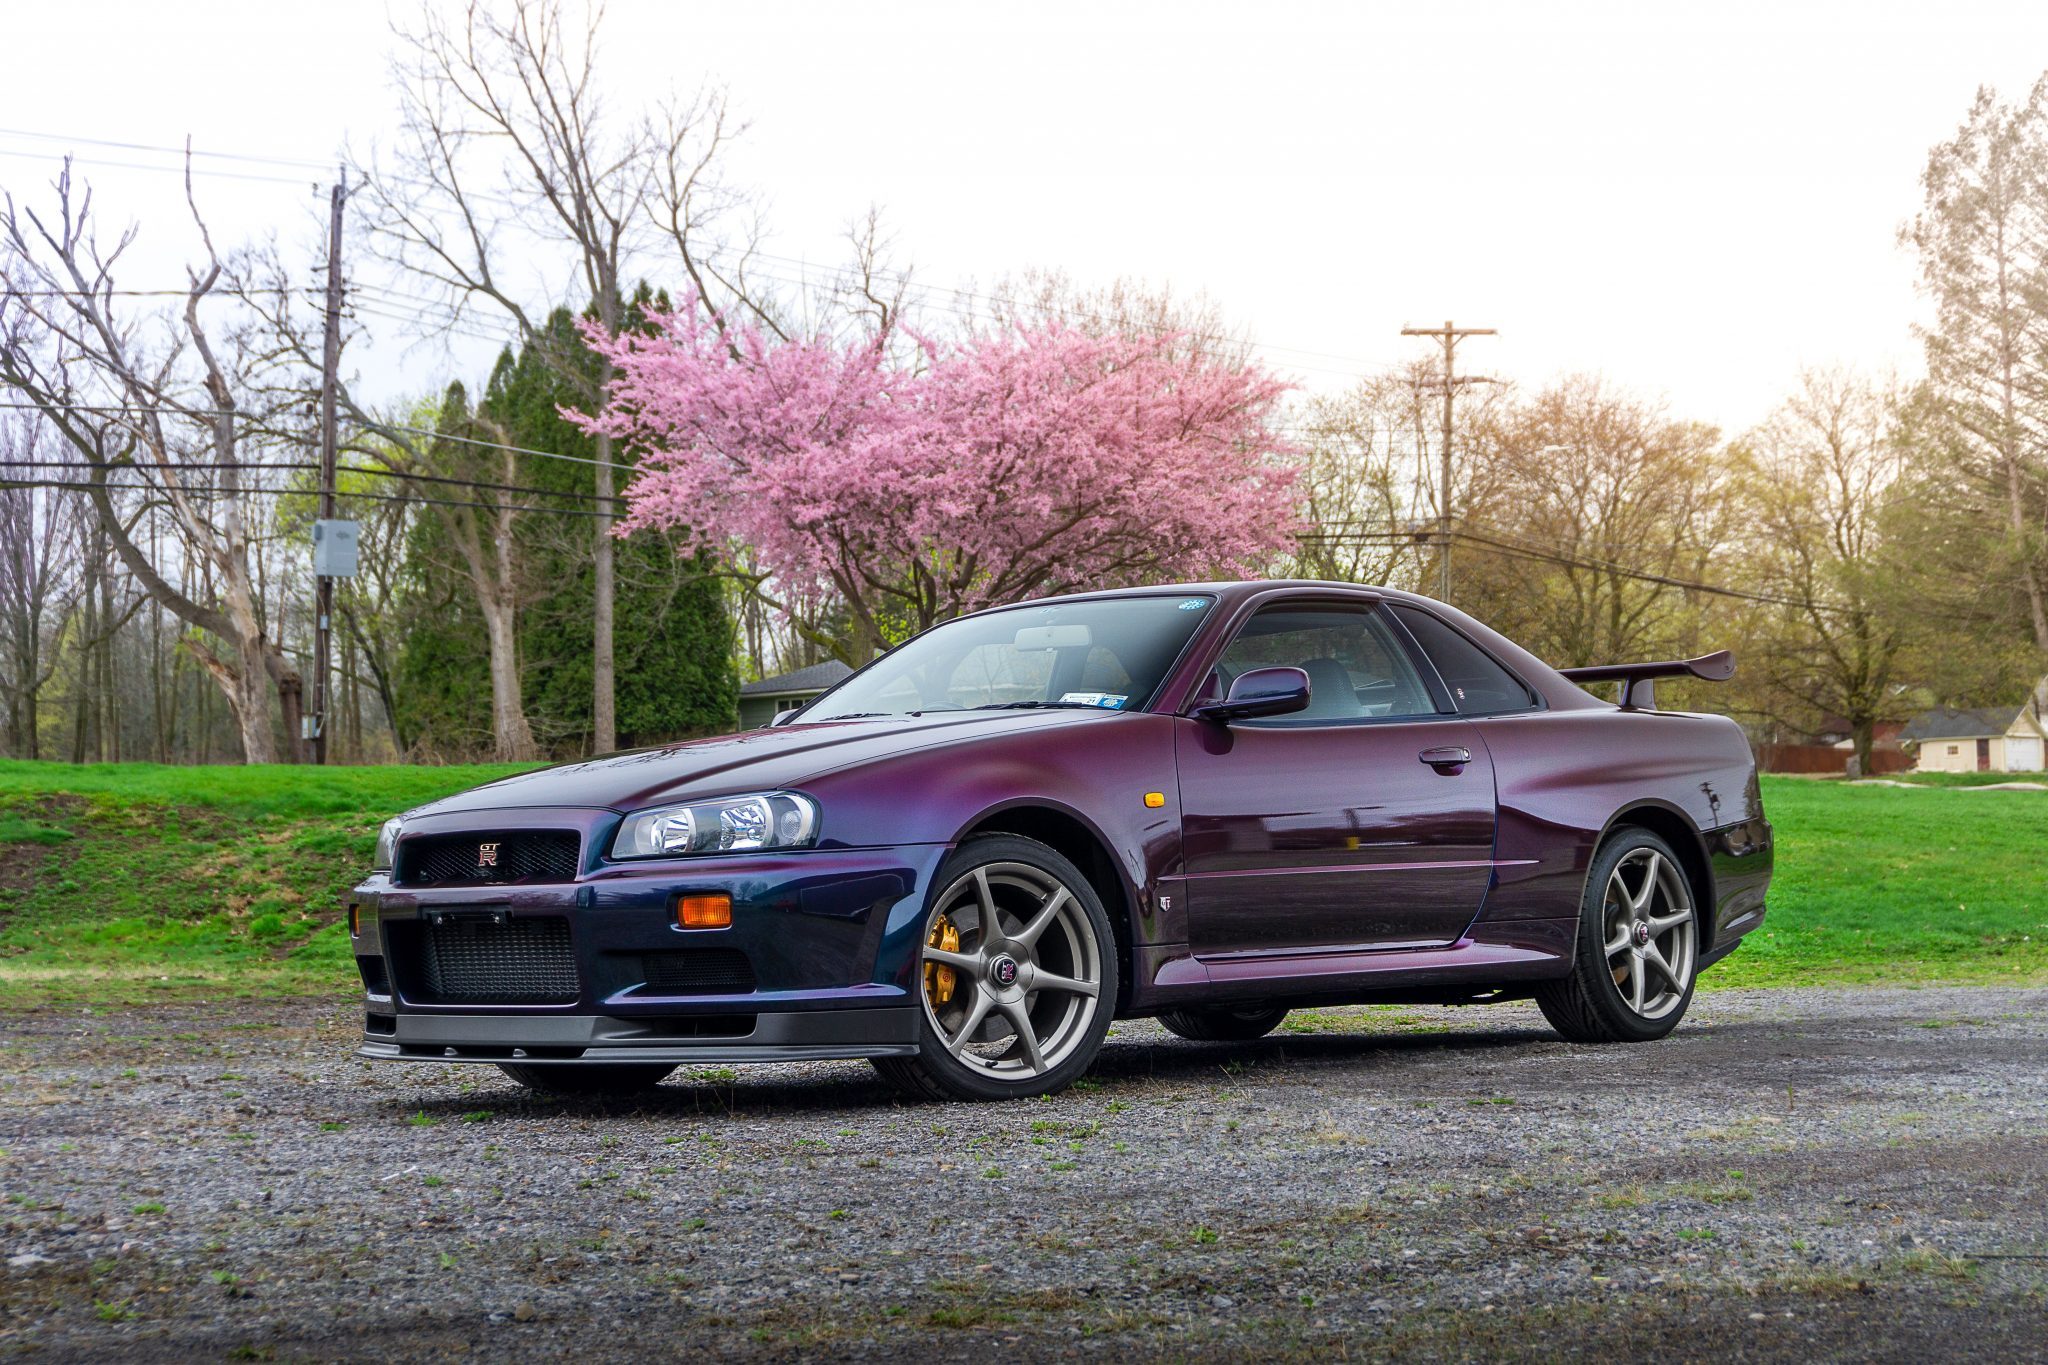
350 581 1771 1101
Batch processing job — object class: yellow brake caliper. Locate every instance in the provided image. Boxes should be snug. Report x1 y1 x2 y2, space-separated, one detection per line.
925 914 961 1006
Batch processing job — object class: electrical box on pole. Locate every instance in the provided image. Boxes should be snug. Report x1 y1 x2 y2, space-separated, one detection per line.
312 519 360 577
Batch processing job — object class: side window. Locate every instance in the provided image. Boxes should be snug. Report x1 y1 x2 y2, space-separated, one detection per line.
1213 606 1438 723
1388 605 1538 715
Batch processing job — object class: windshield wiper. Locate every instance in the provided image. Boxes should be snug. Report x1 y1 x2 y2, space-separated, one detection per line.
971 701 1109 711
814 712 887 721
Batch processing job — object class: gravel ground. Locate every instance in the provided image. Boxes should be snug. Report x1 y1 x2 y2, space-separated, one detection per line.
2 986 2045 1362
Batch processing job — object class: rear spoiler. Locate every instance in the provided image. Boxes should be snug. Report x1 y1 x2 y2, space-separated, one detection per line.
1557 650 1735 711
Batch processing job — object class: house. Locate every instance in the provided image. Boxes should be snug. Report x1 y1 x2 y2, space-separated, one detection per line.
1900 703 2047 774
736 660 854 729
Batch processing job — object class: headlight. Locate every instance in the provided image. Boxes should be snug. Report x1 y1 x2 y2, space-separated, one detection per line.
612 792 819 859
372 817 403 871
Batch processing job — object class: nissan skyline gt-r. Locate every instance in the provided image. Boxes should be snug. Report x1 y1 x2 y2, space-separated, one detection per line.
348 580 1772 1101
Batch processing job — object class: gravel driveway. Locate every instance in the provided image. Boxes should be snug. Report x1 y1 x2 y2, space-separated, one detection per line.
3 986 2045 1361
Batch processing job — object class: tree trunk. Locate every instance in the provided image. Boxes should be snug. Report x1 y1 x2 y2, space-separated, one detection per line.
593 428 617 755
480 592 537 762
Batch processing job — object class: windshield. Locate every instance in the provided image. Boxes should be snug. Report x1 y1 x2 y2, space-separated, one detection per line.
804 594 1216 720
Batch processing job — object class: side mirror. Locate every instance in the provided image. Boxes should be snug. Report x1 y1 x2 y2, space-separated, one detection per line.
1191 666 1311 724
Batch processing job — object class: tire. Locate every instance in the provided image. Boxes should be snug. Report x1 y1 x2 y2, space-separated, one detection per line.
1537 827 1701 1043
1157 1004 1290 1042
872 834 1118 1102
496 1062 676 1095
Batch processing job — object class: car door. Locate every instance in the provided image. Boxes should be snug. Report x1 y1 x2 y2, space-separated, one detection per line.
1173 600 1498 958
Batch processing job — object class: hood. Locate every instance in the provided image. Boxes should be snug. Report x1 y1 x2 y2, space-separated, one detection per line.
405 708 1132 818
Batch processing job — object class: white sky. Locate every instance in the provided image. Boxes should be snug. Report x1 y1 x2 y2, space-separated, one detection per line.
7 0 2048 435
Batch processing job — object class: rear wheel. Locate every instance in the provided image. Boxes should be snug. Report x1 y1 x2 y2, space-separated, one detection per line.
873 835 1117 1102
1157 1004 1290 1042
496 1062 676 1095
1537 828 1699 1043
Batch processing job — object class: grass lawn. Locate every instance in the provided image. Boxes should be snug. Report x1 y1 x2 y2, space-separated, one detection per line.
0 762 2041 1006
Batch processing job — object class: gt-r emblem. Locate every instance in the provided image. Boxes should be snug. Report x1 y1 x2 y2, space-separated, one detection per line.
991 955 1020 987
477 842 500 868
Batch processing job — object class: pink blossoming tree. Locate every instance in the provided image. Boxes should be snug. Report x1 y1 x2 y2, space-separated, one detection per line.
574 303 1300 662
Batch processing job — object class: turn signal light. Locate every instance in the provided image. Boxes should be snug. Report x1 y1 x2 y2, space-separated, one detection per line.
348 903 360 937
1144 791 1166 809
676 894 732 929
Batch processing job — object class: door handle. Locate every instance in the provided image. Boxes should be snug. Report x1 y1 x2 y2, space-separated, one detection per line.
1418 745 1471 773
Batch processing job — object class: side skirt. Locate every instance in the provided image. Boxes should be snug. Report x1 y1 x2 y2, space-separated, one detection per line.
1129 917 1577 1012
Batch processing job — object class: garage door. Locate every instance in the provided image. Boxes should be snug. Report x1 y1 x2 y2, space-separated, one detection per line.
2007 736 2044 772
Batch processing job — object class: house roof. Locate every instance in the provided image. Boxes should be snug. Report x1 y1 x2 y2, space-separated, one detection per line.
1900 705 2033 743
738 660 853 697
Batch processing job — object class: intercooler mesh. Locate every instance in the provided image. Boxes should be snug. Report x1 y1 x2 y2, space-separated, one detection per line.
420 917 578 1004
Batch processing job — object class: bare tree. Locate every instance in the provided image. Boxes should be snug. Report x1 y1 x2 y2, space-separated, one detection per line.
1904 78 2048 663
1738 370 1915 771
0 415 86 758
1458 376 1735 670
354 0 771 755
0 162 306 763
1291 362 1449 588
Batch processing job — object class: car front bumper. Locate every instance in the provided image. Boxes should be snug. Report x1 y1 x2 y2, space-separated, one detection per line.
347 808 946 1066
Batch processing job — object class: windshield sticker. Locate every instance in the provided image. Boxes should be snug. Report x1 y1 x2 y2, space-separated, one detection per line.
1177 598 1209 611
1059 692 1128 709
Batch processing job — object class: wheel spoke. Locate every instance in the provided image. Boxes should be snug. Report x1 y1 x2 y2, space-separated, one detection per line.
1629 854 1661 913
942 990 993 1058
1605 868 1631 920
1647 908 1691 934
1644 942 1684 990
1014 887 1070 950
1604 920 1632 959
923 947 980 975
998 998 1046 1072
1627 954 1647 1012
972 867 998 929
1026 968 1097 999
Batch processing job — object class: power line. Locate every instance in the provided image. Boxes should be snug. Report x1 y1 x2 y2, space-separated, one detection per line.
0 457 623 505
0 399 637 475
0 147 319 189
0 126 332 172
1 474 612 520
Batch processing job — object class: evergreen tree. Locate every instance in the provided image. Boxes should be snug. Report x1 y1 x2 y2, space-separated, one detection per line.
392 295 738 757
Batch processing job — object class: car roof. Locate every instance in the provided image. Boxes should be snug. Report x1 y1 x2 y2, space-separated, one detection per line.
960 579 1414 614
955 579 1605 714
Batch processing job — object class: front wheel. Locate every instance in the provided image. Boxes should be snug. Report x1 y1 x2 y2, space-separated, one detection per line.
1536 828 1700 1043
1157 1004 1290 1042
496 1062 676 1095
872 835 1117 1102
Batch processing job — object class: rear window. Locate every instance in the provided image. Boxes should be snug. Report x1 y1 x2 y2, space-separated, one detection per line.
1388 605 1539 715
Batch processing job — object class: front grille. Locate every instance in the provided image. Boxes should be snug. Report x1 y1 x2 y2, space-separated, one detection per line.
419 916 578 1004
397 831 581 886
639 950 756 995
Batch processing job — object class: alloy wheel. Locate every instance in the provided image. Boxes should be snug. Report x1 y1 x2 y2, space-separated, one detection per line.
1600 846 1696 1020
918 860 1104 1081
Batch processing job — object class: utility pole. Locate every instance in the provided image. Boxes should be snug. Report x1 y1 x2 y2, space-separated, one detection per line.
1400 320 1497 603
311 168 347 764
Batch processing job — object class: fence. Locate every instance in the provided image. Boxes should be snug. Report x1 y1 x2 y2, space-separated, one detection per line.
1752 742 1911 776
